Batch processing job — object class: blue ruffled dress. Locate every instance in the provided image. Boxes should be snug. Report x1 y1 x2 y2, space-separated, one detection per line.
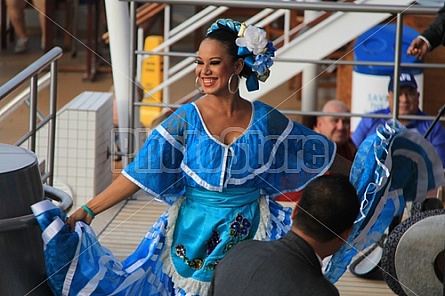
324 120 445 283
32 101 335 296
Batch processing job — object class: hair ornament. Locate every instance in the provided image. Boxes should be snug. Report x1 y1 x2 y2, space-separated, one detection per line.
206 19 242 37
206 19 276 92
236 23 275 90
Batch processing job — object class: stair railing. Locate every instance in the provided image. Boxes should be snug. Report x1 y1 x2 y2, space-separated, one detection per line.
0 47 63 186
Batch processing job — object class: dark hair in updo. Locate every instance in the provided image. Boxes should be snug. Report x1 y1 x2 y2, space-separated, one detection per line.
205 30 238 61
205 29 252 78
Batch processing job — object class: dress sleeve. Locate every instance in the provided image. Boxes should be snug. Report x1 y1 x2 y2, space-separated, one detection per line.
123 107 190 204
421 4 445 49
256 106 336 197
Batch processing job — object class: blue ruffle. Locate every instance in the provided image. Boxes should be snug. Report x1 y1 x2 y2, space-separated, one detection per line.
31 195 292 295
324 120 445 283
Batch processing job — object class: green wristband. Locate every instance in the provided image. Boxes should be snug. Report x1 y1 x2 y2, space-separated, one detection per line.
81 204 95 219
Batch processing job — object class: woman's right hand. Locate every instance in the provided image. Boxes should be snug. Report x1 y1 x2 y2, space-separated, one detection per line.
66 206 94 232
64 174 141 232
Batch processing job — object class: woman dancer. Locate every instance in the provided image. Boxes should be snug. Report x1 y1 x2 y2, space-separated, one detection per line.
33 18 346 295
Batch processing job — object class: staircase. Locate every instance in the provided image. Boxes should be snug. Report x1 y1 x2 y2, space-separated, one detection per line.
238 0 415 101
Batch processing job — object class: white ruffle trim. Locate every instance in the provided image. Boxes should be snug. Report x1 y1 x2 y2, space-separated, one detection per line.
253 196 270 241
160 196 211 296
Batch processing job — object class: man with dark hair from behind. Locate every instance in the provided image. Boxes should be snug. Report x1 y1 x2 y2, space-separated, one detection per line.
209 174 360 296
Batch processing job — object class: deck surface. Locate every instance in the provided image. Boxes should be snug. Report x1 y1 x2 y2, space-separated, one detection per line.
98 192 397 296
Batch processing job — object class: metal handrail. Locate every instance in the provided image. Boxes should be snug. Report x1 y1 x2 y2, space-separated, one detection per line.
0 47 63 186
130 2 444 99
127 1 445 156
0 72 52 122
137 101 445 123
126 1 440 14
130 2 443 101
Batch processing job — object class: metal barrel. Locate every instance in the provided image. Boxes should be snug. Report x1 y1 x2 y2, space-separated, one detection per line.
0 143 72 296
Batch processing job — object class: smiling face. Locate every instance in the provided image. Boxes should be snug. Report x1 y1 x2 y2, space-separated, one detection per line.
316 100 350 146
195 38 242 96
388 86 420 116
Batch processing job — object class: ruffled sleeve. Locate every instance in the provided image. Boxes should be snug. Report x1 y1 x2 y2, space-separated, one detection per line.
123 106 191 205
260 107 336 197
227 101 336 197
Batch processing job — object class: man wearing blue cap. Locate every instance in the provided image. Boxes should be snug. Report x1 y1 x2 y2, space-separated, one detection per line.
352 73 445 168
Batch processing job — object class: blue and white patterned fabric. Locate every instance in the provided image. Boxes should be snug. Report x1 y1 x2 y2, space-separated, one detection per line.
324 119 445 283
124 101 335 200
32 100 336 295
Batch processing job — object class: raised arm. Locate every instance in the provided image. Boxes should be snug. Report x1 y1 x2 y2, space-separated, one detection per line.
407 4 445 59
420 4 445 50
406 37 430 60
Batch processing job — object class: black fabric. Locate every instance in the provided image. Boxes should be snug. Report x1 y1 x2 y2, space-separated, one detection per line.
209 231 339 296
381 208 445 296
348 236 385 281
421 4 445 49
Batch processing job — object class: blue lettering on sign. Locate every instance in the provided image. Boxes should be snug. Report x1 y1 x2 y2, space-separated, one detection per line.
366 93 388 112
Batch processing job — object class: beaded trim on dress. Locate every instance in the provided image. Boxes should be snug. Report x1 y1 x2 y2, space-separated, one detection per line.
160 195 270 295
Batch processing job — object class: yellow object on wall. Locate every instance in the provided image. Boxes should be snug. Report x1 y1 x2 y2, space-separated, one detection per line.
140 35 164 127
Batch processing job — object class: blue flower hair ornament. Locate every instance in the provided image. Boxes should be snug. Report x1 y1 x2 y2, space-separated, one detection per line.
206 19 276 92
206 18 242 37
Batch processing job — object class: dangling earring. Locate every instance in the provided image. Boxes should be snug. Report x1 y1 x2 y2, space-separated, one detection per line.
228 73 239 94
195 77 204 93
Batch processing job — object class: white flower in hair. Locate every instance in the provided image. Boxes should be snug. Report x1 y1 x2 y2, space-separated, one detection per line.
236 24 268 55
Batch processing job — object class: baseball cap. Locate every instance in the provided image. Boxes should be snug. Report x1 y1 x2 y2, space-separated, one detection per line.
388 73 418 92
